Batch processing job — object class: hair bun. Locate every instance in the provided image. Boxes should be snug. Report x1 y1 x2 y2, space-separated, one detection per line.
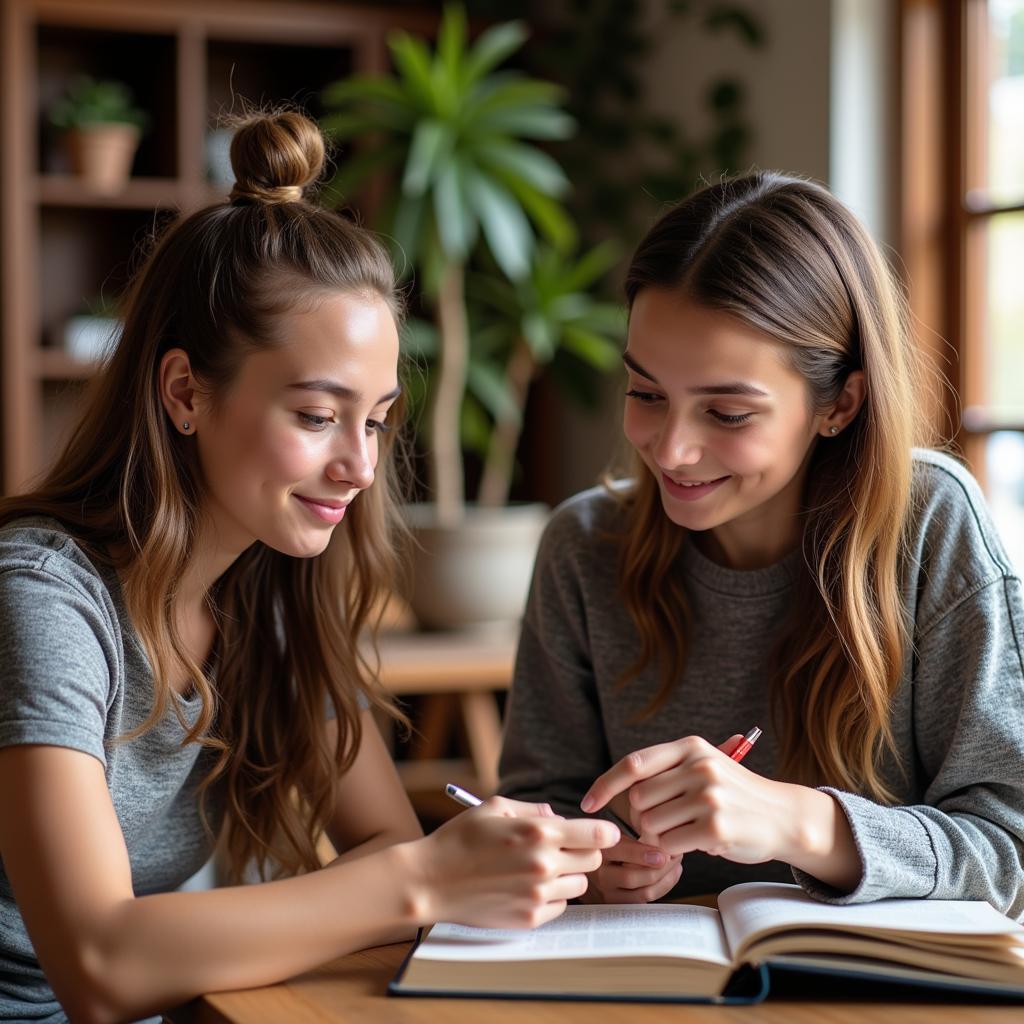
227 110 325 206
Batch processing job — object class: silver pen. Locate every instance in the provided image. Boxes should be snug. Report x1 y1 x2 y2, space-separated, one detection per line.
445 783 483 808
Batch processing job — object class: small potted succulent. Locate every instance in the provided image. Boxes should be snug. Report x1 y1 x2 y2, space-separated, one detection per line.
48 76 149 194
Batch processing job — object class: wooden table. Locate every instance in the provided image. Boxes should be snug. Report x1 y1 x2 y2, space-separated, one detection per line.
184 939 1024 1023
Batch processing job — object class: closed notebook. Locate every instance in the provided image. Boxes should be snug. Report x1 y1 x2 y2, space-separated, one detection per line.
389 882 1024 1004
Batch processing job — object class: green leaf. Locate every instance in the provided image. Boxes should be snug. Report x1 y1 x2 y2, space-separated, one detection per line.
402 120 448 197
464 77 566 121
463 168 533 280
390 193 428 275
460 395 492 457
577 302 628 335
477 140 569 197
560 241 621 292
318 112 379 139
320 96 414 135
561 325 623 370
438 5 468 84
321 75 413 111
400 317 439 358
388 31 438 110
464 21 529 85
467 272 519 318
521 311 556 362
548 294 591 322
467 361 521 423
433 159 476 260
494 173 577 251
469 320 514 358
472 106 574 141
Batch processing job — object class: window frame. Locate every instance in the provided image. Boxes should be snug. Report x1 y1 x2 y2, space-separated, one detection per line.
901 0 1024 486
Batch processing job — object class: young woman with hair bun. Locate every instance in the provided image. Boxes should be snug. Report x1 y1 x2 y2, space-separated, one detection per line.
500 172 1024 918
0 110 617 1022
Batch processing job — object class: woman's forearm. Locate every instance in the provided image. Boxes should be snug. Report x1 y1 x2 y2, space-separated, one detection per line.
75 841 421 1024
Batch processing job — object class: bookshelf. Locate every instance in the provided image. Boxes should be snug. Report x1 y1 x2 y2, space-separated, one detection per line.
1 0 432 493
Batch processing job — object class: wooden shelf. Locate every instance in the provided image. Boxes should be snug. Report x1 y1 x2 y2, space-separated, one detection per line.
1 0 435 492
35 174 185 210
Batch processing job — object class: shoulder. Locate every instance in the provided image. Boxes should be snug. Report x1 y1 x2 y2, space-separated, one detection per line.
538 484 630 559
0 515 115 616
905 449 1017 629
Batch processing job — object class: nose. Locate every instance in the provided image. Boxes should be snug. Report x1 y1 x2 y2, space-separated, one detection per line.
326 429 375 490
653 411 702 469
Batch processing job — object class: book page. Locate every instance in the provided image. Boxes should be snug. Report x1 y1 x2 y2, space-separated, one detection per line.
719 882 1024 963
413 903 731 966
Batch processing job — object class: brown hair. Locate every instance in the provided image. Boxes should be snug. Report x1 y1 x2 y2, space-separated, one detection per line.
0 110 408 880
618 171 939 802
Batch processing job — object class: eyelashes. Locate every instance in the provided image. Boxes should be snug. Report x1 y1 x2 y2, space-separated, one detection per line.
625 388 660 404
624 390 754 426
297 412 391 435
707 410 753 425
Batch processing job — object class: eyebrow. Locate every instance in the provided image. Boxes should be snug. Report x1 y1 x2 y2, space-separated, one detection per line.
286 379 402 405
621 353 769 397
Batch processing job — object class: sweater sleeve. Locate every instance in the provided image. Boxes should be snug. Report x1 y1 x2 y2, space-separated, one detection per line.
794 575 1024 917
498 508 613 819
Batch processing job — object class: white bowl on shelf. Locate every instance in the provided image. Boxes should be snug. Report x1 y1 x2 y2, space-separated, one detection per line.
63 315 122 362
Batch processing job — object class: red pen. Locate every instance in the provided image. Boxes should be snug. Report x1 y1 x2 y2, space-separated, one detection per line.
729 726 762 762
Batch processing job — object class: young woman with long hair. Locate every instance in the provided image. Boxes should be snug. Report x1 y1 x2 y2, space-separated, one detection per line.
500 171 1024 916
0 111 617 1023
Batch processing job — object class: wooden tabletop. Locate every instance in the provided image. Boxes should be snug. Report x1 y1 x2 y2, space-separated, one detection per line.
372 624 518 695
184 939 1024 1023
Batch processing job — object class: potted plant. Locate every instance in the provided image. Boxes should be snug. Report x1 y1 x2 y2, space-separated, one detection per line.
323 6 624 629
48 75 148 194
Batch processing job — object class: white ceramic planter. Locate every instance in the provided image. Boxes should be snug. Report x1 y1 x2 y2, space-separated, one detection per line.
403 503 550 631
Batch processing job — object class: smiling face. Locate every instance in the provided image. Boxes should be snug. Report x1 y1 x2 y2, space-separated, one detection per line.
191 290 400 564
623 289 830 568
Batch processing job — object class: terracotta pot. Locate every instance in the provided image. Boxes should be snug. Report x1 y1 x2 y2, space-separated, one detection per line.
402 503 549 631
65 123 140 194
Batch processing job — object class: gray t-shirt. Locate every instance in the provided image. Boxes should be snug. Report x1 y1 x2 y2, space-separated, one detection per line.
0 517 223 1021
500 449 1024 917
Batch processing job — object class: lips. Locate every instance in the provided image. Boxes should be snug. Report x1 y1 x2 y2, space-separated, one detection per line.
294 494 351 524
660 472 730 502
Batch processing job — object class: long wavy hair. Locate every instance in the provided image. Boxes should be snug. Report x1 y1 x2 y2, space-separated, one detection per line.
617 172 939 802
0 110 409 880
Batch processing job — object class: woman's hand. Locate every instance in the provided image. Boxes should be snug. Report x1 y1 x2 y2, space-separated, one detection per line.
580 735 862 891
401 796 620 929
579 836 683 904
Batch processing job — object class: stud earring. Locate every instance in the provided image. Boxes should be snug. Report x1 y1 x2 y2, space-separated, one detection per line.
829 425 839 436
182 421 190 432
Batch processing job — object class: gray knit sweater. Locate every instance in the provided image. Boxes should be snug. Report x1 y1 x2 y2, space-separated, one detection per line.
499 449 1024 917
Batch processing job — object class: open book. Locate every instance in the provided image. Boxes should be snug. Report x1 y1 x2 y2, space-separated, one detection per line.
390 882 1024 1003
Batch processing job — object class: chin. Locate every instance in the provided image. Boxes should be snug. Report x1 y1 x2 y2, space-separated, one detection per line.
263 529 335 559
658 493 722 531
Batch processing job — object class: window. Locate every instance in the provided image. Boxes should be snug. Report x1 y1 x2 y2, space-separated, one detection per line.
902 0 1024 570
965 0 1024 569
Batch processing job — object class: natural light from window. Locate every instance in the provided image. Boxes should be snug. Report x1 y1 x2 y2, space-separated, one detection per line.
983 0 1024 570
